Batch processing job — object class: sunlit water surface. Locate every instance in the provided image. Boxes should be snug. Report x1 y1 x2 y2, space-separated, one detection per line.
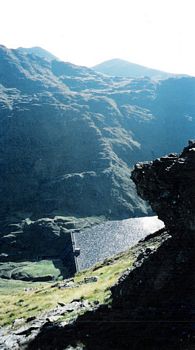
75 216 164 270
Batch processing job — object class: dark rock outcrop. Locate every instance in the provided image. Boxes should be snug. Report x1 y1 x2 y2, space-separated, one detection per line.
131 140 195 235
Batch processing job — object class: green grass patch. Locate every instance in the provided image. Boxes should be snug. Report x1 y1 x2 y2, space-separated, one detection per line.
0 260 66 281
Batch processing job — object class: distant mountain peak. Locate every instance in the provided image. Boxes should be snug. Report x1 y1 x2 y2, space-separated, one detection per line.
93 58 174 79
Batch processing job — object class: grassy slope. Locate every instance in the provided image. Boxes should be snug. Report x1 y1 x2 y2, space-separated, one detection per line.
0 231 167 328
0 249 134 327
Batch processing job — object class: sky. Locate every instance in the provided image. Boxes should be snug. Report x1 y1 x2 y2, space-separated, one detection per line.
1 0 195 75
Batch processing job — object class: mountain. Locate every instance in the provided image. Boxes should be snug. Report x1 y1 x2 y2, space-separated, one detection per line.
17 46 58 61
93 58 174 79
0 45 147 221
0 45 195 276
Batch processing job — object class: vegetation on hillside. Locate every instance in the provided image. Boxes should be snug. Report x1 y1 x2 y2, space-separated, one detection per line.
0 249 135 327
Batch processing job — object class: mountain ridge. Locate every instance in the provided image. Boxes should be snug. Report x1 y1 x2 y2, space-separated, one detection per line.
16 46 58 61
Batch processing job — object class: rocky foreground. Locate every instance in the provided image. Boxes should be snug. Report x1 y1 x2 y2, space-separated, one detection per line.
0 229 169 350
1 141 194 349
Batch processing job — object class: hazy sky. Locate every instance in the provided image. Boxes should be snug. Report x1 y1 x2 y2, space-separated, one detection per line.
1 0 195 75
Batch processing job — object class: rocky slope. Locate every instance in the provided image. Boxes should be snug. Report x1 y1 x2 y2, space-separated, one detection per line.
0 45 195 274
12 141 193 350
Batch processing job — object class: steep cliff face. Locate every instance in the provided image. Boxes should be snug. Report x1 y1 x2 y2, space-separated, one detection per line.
25 142 194 350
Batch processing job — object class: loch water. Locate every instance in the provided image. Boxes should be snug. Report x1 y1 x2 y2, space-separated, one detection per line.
74 216 164 270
